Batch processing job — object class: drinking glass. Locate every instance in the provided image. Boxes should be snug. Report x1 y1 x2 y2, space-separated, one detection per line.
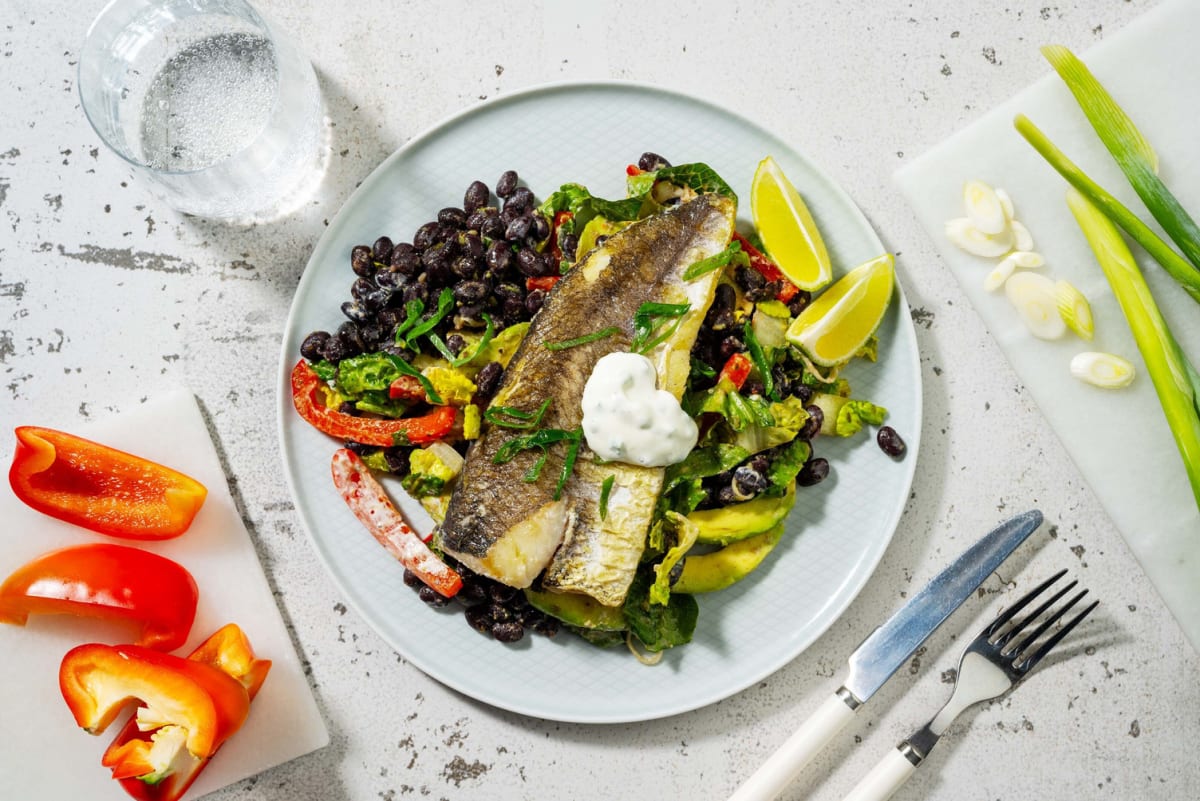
78 0 328 221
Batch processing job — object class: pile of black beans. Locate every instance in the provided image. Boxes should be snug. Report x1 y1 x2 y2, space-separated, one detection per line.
403 561 560 644
299 169 556 368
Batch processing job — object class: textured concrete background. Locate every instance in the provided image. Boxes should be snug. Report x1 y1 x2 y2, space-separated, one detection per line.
2 1 1198 799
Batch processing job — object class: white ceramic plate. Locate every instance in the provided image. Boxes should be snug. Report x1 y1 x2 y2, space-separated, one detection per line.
277 82 921 723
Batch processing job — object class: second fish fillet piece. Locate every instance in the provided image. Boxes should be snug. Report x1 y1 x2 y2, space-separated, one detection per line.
439 193 737 601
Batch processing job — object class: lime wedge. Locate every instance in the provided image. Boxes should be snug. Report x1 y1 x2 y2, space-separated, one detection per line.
751 156 833 290
786 254 894 366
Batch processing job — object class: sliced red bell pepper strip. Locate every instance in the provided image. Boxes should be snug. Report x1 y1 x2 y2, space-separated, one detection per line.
626 164 643 176
291 359 457 447
0 543 198 651
60 643 250 760
717 352 753 391
526 275 560 293
9 426 207 540
388 374 426 402
100 624 271 800
731 232 801 303
331 448 462 597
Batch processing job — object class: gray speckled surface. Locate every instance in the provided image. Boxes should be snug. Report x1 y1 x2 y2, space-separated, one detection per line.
2 1 1198 799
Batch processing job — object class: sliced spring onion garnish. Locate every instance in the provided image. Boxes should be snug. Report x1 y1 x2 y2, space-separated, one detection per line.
1009 250 1045 268
984 256 1017 292
682 240 742 281
491 426 583 500
995 187 1016 221
964 180 1008 235
1005 271 1066 339
599 474 615 520
393 299 425 343
631 302 691 354
440 313 496 367
544 326 621 351
945 217 1014 257
405 288 456 346
484 397 552 430
742 321 777 400
1054 279 1095 341
383 352 443 405
1011 220 1035 252
1070 351 1135 389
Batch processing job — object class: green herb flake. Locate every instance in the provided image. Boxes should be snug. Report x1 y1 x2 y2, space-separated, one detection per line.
683 240 742 281
382 352 443 405
631 302 690 354
491 426 584 500
742 321 778 400
599 475 616 520
484 397 552 430
393 299 425 343
545 326 621 352
405 288 456 346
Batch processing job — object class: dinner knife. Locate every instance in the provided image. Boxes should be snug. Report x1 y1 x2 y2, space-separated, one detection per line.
727 509 1043 801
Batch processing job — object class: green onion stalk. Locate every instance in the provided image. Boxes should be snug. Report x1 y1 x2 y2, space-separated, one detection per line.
1065 188 1200 513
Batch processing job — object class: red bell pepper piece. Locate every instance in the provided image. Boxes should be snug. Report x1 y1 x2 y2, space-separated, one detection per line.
526 275 560 293
548 210 574 263
731 232 801 303
100 624 271 801
9 426 207 540
291 359 457 447
626 164 643 176
0 543 198 651
388 374 426 401
718 352 753 391
60 643 250 761
331 448 462 597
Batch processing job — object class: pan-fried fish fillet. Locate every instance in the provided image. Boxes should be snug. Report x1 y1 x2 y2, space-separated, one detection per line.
438 194 737 600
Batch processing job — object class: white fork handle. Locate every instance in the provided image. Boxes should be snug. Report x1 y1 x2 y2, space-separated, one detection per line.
728 691 857 801
841 747 918 801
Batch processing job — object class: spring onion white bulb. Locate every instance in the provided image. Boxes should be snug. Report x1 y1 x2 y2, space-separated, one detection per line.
1070 351 1135 389
964 180 1009 234
1005 271 1066 339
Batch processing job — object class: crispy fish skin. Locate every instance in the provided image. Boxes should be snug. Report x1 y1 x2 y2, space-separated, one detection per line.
439 194 737 592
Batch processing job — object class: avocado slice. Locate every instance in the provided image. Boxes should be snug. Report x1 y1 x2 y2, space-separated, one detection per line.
524 587 626 631
687 481 795 545
672 523 785 594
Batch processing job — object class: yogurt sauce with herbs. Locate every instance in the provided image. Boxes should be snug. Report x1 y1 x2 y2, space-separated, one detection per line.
581 352 698 467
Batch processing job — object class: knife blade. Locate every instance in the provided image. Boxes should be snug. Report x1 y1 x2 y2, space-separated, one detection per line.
727 509 1043 801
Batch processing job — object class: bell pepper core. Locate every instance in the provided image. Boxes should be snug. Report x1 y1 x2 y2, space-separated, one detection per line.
0 543 198 651
291 359 457 447
99 624 272 799
60 643 250 760
9 426 207 540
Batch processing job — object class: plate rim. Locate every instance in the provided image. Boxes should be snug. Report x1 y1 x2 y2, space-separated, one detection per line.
276 78 922 723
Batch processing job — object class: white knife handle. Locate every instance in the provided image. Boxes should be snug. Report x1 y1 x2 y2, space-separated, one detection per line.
841 746 919 801
728 690 858 801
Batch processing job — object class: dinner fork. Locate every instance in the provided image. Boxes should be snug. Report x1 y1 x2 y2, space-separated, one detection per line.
842 569 1098 801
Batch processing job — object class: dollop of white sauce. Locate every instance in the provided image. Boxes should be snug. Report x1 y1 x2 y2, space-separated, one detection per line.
581 352 698 467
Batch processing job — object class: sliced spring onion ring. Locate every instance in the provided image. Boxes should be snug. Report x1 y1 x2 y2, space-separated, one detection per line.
945 217 1014 257
1009 250 1045 268
1070 351 1135 389
1055 279 1095 341
984 255 1017 292
995 187 1016 221
1005 271 1066 339
964 180 1008 234
1011 220 1035 252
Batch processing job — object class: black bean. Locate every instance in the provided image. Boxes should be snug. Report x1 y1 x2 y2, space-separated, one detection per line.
454 280 490 305
560 232 579 261
390 243 421 276
475 362 503 401
481 215 506 240
772 364 792 397
798 457 830 486
457 304 487 326
461 232 485 261
337 322 365 355
451 255 479 281
419 588 450 610
638 152 671 171
502 297 527 324
383 448 408 473
300 331 330 361
457 578 488 605
413 222 440 250
375 269 408 290
509 186 534 211
718 334 747 361
489 584 518 604
505 214 532 242
524 289 547 316
488 603 513 623
793 384 813 404
372 236 394 264
321 336 349 362
531 213 551 242
438 207 467 229
344 439 371 454
500 205 521 226
747 281 779 303
668 558 685 586
733 465 769 496
464 180 490 213
742 378 765 398
351 276 376 302
486 241 513 272
492 622 525 643
493 282 524 302
530 616 559 637
363 288 393 312
749 453 770 474
787 290 813 316
515 248 550 277
402 282 429 306
423 249 452 287
445 334 466 356
402 569 423 588
735 264 766 293
712 283 736 312
799 405 824 440
351 244 374 277
465 604 494 634
496 170 518 198
465 208 490 231
716 484 738 505
359 322 385 349
877 426 907 459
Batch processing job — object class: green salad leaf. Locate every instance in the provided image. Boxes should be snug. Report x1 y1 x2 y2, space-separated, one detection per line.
622 569 699 652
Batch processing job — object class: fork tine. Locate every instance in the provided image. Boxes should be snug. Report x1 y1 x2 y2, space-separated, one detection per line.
985 568 1068 638
1014 597 1100 673
1006 587 1087 656
996 580 1079 651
